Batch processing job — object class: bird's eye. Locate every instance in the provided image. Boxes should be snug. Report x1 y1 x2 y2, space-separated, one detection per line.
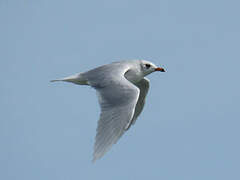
145 64 151 69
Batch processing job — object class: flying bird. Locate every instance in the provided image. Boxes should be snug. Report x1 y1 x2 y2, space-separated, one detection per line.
51 60 165 161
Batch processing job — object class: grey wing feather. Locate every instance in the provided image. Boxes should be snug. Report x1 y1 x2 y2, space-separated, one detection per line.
93 81 139 162
83 64 140 162
129 78 150 127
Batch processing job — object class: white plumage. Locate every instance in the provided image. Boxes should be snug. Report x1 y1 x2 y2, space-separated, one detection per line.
51 60 165 161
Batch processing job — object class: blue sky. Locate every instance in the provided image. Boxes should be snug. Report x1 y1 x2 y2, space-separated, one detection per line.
1 0 240 179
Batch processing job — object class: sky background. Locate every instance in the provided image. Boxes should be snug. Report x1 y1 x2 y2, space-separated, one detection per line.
1 0 240 179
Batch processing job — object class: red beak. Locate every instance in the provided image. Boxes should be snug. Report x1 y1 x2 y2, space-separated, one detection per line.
155 67 165 72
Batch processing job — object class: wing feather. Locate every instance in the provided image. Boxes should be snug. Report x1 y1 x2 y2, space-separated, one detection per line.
130 78 150 126
93 80 139 161
83 63 140 161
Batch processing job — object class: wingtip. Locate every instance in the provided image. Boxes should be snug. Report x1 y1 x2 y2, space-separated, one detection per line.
92 157 97 163
92 149 105 163
50 79 61 82
92 152 100 163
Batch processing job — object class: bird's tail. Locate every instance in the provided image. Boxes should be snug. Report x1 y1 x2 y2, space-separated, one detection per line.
50 79 62 82
50 73 88 85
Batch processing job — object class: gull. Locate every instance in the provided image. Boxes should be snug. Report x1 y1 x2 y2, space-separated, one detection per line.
51 60 165 161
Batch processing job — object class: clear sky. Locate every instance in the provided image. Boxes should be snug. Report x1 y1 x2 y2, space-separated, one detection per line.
1 0 240 179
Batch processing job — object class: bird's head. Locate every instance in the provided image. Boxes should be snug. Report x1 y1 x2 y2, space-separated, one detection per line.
140 60 165 76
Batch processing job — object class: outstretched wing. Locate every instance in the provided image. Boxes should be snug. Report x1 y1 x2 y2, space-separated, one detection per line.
125 78 150 129
82 62 140 161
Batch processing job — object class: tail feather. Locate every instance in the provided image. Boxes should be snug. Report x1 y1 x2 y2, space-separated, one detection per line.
50 79 63 82
50 73 88 85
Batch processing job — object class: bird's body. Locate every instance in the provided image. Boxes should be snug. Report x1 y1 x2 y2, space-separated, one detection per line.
51 60 165 161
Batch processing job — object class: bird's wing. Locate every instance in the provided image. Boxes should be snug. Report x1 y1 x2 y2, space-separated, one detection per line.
125 78 150 129
83 63 140 161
